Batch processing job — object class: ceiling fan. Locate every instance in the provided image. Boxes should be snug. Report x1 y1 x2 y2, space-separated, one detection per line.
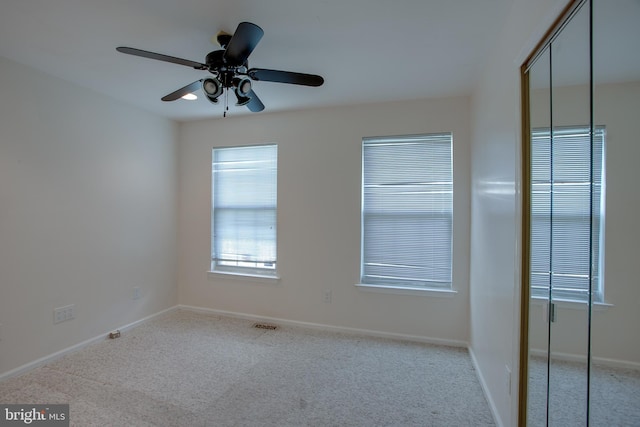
117 22 324 115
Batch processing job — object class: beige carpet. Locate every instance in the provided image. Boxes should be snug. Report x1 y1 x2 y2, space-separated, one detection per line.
527 355 640 426
0 310 495 426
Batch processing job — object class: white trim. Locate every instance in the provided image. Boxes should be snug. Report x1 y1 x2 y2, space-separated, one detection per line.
592 356 640 371
529 348 640 370
0 306 178 382
530 296 613 310
530 348 586 364
354 283 458 297
178 304 468 348
207 270 280 281
2 303 499 425
469 347 503 427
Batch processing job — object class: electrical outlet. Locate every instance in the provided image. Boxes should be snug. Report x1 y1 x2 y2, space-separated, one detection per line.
54 308 65 324
324 290 332 303
53 304 75 324
133 286 141 300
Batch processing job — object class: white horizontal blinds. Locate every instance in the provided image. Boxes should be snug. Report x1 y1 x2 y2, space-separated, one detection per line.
212 145 277 270
362 134 453 289
530 126 604 301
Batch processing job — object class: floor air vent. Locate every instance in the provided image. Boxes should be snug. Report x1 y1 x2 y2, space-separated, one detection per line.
253 323 278 330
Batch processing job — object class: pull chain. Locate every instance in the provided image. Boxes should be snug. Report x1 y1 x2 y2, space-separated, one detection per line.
223 90 228 118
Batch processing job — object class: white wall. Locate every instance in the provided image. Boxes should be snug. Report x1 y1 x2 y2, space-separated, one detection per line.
527 82 640 366
593 81 640 365
0 57 178 376
468 0 570 425
178 97 471 344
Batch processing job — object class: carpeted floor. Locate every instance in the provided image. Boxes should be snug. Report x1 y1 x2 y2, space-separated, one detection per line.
0 310 495 426
527 355 640 426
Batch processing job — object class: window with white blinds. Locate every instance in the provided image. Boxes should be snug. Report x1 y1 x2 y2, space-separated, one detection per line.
211 144 277 275
361 133 453 290
530 126 605 302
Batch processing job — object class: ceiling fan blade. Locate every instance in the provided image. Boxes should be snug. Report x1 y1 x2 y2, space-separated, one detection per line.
223 22 264 65
161 80 203 102
247 68 324 87
245 89 265 112
116 47 208 70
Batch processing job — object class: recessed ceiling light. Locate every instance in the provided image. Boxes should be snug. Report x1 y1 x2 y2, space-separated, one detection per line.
181 93 197 100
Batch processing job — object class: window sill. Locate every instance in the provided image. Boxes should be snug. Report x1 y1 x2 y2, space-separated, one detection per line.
208 270 281 282
531 296 613 310
355 283 457 298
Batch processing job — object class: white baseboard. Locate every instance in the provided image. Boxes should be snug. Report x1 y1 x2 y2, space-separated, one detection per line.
3 304 495 425
468 347 504 427
2 303 467 383
592 356 640 370
0 306 178 382
177 304 469 348
530 348 640 370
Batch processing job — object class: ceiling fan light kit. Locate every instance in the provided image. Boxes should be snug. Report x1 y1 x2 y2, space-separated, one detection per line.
235 77 252 96
116 22 324 116
202 78 223 104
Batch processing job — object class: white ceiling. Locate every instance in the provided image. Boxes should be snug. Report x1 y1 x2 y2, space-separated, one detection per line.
0 0 515 121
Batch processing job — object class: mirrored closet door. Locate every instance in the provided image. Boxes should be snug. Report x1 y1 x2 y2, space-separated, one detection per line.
520 0 640 425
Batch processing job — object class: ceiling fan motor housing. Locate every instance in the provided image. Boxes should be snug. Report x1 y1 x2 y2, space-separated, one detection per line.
205 50 248 86
205 50 225 71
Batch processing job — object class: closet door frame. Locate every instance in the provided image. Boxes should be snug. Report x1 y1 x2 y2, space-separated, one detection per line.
518 0 591 424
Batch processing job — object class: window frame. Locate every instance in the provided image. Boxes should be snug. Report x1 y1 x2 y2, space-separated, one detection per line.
210 144 279 279
529 125 605 303
359 133 454 293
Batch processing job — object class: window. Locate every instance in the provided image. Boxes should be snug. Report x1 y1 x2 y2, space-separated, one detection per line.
530 126 605 302
361 133 453 290
211 144 277 276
